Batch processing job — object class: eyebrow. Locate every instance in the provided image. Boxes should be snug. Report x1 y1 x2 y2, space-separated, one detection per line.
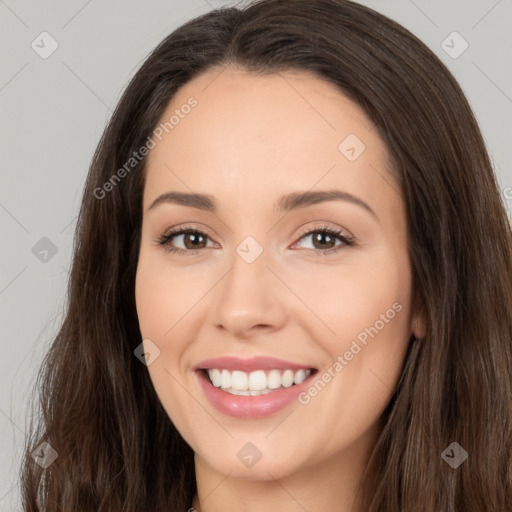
147 189 377 220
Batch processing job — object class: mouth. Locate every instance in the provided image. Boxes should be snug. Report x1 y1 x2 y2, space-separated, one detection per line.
201 368 315 396
194 357 318 418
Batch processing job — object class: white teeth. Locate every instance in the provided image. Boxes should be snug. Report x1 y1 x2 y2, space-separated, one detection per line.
209 369 221 387
220 369 230 389
281 369 294 388
267 369 282 389
248 370 267 390
225 388 273 396
206 368 312 394
294 369 306 384
231 370 248 391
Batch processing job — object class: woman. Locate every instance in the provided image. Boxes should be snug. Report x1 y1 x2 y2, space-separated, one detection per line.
21 0 512 510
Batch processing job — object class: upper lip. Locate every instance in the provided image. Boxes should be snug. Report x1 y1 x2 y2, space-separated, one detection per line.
195 356 316 372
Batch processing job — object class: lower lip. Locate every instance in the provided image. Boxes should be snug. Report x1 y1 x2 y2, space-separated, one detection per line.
196 370 315 419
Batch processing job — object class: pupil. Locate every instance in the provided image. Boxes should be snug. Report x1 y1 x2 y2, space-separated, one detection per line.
185 233 206 249
313 232 335 249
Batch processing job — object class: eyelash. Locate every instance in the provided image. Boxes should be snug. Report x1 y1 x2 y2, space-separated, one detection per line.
155 224 354 257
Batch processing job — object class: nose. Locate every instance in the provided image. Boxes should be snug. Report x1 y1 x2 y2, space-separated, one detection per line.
212 246 287 339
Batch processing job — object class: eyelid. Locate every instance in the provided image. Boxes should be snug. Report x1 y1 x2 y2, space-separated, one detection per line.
154 223 219 255
161 223 217 240
294 223 354 241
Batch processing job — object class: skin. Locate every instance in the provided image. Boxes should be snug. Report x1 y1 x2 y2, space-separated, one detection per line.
135 66 423 512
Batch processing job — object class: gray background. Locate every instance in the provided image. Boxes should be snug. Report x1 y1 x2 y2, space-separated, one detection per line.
1 0 511 509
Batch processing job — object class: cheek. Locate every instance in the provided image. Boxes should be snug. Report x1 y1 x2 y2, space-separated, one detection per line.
290 263 412 451
135 254 201 442
135 249 195 342
290 252 411 345
135 273 171 341
134 251 192 408
295 253 413 404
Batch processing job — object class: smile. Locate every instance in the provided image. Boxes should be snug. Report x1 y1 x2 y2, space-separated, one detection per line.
195 356 317 418
206 368 312 395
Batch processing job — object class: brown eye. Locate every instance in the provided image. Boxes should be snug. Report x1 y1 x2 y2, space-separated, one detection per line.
308 231 338 250
294 226 354 255
180 231 208 249
157 228 214 254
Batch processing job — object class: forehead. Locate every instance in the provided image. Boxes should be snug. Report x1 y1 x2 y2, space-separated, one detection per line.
143 66 398 220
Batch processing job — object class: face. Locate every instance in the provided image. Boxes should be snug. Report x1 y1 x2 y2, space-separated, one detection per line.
135 66 419 483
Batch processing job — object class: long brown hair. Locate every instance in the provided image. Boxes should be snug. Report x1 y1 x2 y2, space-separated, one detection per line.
20 0 512 510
